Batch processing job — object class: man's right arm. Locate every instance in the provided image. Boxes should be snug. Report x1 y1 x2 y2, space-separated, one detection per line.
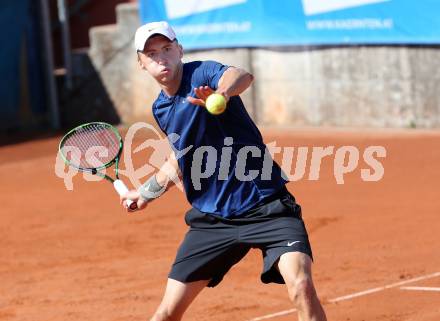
155 152 180 187
120 152 181 212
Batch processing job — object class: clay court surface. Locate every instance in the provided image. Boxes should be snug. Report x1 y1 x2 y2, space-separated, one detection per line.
1 127 439 321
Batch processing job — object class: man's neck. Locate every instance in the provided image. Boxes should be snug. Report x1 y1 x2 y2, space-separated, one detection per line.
161 63 183 97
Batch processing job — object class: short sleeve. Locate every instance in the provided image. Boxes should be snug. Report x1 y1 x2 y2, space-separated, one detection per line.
200 60 229 90
152 99 168 136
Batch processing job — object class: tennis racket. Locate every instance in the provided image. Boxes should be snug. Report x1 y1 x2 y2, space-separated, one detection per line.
59 121 137 210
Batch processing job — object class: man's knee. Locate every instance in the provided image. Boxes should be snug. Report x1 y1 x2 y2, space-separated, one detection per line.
286 277 316 306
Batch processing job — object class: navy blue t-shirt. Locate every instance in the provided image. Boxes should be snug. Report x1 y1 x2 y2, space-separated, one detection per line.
152 61 287 217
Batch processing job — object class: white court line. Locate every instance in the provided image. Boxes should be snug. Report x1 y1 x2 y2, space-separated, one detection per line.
249 308 297 321
248 271 440 321
400 286 440 292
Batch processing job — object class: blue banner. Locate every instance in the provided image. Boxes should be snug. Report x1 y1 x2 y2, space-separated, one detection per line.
139 0 440 49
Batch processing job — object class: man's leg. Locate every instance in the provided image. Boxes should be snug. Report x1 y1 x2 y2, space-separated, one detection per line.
277 252 327 321
150 278 209 321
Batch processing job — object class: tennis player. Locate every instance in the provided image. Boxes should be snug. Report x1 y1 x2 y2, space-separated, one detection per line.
122 21 327 321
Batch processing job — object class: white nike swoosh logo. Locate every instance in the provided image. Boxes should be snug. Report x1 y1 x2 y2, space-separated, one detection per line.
287 241 301 247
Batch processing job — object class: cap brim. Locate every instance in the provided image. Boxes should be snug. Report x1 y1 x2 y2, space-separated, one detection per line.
136 30 175 51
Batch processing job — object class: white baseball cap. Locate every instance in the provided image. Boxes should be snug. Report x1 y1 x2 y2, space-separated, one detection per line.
134 21 177 52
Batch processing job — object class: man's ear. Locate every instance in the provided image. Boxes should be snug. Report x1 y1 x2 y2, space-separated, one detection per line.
137 53 146 70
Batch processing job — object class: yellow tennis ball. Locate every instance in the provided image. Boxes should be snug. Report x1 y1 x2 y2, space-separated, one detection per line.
205 93 227 115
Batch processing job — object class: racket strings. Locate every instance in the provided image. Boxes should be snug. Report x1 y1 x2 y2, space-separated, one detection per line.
62 123 120 169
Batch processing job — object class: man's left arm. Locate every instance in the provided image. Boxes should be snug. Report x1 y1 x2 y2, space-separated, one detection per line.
216 67 254 101
188 67 254 106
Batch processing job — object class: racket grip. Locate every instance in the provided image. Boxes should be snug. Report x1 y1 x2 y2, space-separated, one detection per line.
113 180 137 210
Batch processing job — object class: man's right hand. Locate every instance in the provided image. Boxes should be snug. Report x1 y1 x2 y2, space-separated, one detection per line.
120 190 149 213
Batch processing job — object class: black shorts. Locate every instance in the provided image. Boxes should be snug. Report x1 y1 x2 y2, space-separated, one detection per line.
168 189 313 287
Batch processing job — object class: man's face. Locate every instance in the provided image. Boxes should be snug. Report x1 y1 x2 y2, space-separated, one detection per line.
137 35 183 84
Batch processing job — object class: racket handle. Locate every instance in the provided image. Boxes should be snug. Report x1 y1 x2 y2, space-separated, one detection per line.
113 180 137 210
